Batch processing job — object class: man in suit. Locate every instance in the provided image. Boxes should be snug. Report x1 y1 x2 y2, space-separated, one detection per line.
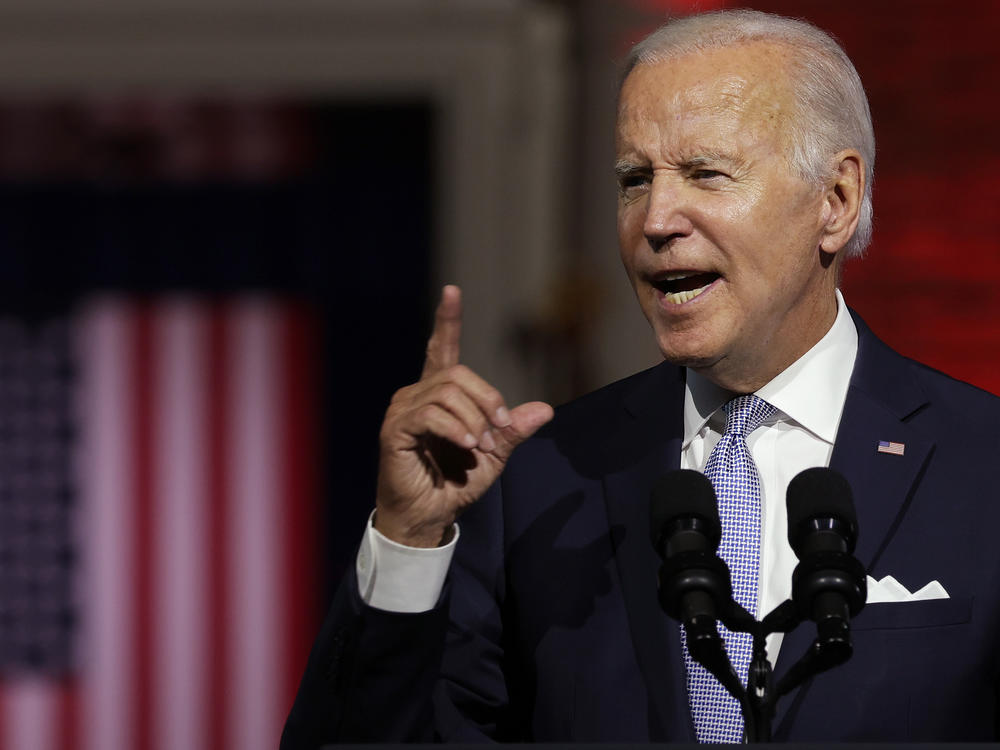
283 9 1000 745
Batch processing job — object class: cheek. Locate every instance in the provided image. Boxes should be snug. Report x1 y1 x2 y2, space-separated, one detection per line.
727 181 771 223
617 200 643 234
695 188 759 240
618 245 640 287
724 194 813 273
617 206 645 261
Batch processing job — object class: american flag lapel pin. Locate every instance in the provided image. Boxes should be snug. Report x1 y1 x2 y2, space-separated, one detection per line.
877 440 905 456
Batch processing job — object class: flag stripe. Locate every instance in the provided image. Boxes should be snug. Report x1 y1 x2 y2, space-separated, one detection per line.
154 304 209 750
79 302 135 750
57 680 79 750
133 306 155 750
4 677 57 750
207 309 231 750
280 306 320 717
227 302 285 750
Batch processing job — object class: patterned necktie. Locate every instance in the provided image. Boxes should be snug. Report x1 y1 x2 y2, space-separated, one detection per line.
684 394 775 743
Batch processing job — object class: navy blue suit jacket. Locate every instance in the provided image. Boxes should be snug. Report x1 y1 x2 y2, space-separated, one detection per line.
282 314 1000 746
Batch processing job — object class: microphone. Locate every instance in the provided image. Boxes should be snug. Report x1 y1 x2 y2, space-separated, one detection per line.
650 469 720 558
767 469 867 705
785 468 866 645
650 470 748 722
649 470 733 631
787 466 858 557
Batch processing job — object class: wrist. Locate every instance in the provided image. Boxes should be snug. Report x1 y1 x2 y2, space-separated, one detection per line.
373 511 454 548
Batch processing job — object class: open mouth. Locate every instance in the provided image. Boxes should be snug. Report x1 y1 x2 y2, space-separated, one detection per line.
652 271 720 305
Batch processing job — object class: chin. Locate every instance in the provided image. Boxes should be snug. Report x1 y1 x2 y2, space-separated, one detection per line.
643 300 730 359
654 334 721 370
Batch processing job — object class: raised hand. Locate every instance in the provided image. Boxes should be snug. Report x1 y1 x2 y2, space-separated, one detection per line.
375 285 554 547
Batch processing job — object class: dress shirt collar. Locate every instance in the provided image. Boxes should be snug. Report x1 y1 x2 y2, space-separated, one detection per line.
683 289 859 446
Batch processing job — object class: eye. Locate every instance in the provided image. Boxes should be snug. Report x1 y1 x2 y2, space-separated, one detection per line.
617 170 651 197
691 168 726 181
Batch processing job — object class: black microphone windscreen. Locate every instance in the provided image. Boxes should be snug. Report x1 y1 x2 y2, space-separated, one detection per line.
649 469 720 549
786 467 857 551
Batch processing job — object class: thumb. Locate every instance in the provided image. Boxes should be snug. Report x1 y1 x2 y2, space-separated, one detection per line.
493 401 554 459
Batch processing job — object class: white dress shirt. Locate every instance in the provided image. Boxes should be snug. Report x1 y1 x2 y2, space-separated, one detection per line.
358 290 859 664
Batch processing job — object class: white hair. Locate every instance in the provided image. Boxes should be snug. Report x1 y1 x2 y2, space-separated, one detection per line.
623 9 875 258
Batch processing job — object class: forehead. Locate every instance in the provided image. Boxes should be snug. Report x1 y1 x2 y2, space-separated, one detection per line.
616 41 796 157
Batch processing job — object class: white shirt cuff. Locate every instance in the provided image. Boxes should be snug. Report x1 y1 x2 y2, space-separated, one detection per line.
355 511 459 613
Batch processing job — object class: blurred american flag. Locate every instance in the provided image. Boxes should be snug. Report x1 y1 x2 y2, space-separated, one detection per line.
0 297 320 750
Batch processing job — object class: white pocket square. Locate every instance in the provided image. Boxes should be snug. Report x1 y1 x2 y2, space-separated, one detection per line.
866 574 949 604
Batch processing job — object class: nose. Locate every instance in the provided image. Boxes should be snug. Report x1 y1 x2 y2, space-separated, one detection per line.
643 176 693 252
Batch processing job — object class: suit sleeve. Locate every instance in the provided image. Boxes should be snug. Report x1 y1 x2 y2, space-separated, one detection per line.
279 564 451 748
280 482 513 747
427 479 519 740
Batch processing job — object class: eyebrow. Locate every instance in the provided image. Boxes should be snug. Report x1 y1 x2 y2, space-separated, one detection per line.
614 151 744 176
615 159 652 177
614 159 644 177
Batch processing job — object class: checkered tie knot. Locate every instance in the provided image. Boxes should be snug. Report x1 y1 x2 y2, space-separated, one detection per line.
684 393 775 743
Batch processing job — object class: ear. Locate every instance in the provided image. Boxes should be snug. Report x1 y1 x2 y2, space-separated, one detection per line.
819 150 864 258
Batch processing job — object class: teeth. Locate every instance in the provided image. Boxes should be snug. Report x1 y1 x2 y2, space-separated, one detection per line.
664 283 711 305
663 272 695 281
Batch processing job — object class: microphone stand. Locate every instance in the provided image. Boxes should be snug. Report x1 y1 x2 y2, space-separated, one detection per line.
676 583 864 742
684 604 757 740
715 599 798 742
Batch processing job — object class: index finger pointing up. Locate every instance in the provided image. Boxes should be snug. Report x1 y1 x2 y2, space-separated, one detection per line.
422 285 462 377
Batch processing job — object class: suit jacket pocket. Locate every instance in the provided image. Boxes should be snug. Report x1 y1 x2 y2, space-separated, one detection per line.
850 596 973 631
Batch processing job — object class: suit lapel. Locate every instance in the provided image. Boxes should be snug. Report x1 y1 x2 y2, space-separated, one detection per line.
772 313 934 734
601 362 694 741
829 393 933 572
